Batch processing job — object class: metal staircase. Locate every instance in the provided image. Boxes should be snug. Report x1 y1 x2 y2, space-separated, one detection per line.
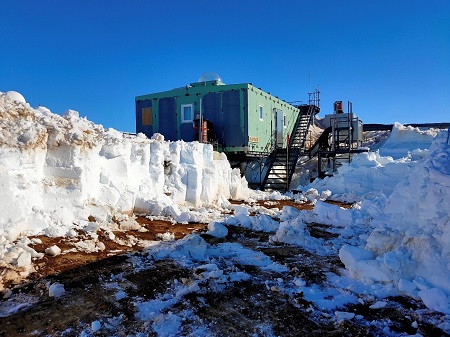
261 89 320 192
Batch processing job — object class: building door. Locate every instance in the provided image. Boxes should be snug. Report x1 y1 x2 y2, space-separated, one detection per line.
276 109 284 147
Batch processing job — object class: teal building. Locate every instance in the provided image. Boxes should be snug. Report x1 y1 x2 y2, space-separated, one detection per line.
136 73 318 190
136 73 300 156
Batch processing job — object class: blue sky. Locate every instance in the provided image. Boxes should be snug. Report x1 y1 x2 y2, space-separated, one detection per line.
1 0 449 132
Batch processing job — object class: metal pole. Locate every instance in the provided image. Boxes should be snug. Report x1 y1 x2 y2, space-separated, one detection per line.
199 97 203 143
286 144 289 192
260 159 263 190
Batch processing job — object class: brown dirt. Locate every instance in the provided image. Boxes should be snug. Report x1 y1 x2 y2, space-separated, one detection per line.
1 199 352 289
19 199 337 286
231 198 354 211
230 198 314 210
24 218 207 284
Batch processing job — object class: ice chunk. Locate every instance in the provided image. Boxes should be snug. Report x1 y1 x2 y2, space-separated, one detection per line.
16 250 32 267
335 311 355 320
339 245 374 267
280 206 301 221
419 288 450 314
206 222 228 238
45 245 61 256
369 301 387 309
91 320 102 332
320 189 332 200
6 91 26 103
156 232 175 241
48 282 65 298
398 278 417 294
304 188 320 202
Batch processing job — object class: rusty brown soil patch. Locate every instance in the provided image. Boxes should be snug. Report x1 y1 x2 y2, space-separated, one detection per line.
22 218 207 284
3 199 353 289
230 198 354 211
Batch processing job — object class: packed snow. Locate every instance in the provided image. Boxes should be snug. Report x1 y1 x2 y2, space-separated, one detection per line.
0 91 252 290
292 123 450 315
1 91 450 335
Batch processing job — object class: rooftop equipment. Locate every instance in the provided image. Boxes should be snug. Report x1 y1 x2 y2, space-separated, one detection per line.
317 101 366 176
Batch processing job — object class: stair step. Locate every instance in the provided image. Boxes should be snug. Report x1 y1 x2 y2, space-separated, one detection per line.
268 169 287 173
265 182 287 186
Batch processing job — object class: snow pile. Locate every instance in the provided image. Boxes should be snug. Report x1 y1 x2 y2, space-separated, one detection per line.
361 132 450 313
290 124 450 313
377 122 438 159
0 92 250 288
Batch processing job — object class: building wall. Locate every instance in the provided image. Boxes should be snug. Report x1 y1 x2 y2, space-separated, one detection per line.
136 82 247 149
246 85 299 152
201 89 247 151
135 98 153 137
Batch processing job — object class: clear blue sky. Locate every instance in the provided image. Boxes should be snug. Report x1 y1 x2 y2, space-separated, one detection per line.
1 0 449 132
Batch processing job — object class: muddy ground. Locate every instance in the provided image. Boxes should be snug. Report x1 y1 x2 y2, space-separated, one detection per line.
0 200 448 337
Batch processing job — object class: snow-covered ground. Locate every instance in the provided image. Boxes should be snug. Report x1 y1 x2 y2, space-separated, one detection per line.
295 123 450 316
1 91 450 336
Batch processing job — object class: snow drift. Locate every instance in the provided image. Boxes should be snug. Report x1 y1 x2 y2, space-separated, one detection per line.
0 92 250 287
290 124 450 314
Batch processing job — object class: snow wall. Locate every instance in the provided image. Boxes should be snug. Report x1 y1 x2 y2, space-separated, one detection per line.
0 91 249 243
294 124 450 314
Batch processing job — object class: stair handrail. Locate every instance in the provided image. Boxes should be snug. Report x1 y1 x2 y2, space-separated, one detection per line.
285 89 320 188
261 88 320 191
285 104 315 184
260 147 281 189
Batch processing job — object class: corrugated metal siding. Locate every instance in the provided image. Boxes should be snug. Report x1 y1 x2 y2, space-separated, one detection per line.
136 99 153 136
180 122 195 141
243 88 249 143
158 97 177 141
202 92 223 143
222 90 244 148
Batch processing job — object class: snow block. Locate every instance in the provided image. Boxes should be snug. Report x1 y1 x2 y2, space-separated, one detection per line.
91 320 102 332
48 282 65 298
16 250 32 267
206 222 228 238
419 288 450 314
339 245 374 267
314 200 352 227
45 245 62 256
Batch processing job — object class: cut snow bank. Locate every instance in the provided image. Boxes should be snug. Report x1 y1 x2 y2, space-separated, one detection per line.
295 124 450 314
378 122 438 159
0 92 251 284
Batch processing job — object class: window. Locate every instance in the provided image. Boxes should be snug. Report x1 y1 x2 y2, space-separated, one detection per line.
181 104 193 123
142 107 152 126
259 105 263 120
283 113 287 128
